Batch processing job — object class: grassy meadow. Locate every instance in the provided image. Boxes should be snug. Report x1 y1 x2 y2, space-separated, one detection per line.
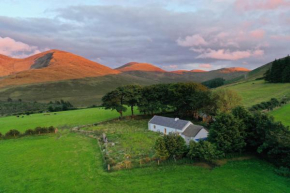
221 80 290 107
0 131 289 193
0 107 138 134
270 103 290 126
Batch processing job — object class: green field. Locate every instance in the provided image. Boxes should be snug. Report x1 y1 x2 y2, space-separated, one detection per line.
270 103 290 126
221 80 290 107
0 107 137 134
0 132 289 193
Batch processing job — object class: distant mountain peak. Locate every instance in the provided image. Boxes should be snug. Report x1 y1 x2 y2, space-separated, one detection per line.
116 62 166 72
191 69 206 72
171 70 189 74
218 67 250 73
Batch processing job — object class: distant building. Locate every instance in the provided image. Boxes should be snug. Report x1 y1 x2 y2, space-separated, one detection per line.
148 115 208 144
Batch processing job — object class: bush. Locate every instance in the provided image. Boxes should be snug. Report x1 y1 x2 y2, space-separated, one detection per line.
0 132 2 139
5 129 21 138
48 126 56 133
154 137 170 160
34 127 48 134
187 141 223 162
24 129 35 135
275 167 290 178
163 133 188 159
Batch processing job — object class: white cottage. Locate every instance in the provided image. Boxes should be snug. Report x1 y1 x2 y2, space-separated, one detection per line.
148 115 208 144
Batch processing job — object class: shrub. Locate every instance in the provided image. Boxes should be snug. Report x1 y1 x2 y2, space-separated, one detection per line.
275 167 290 178
48 126 55 133
187 141 223 162
34 127 48 134
5 129 21 138
0 132 2 139
163 133 188 159
154 137 170 160
24 129 35 135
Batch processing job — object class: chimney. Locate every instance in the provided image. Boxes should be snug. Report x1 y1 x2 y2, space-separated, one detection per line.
175 118 179 121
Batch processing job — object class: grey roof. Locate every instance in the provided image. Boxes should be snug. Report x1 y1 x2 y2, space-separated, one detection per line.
149 116 190 130
182 125 204 137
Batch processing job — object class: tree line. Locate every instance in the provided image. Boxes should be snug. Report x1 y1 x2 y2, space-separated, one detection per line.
101 83 241 118
0 126 56 140
265 55 290 83
202 78 225 88
154 106 290 177
0 99 75 117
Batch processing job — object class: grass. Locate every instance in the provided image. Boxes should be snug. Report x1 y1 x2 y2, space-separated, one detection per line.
82 120 160 169
0 107 138 134
221 80 290 107
270 103 290 126
0 132 289 193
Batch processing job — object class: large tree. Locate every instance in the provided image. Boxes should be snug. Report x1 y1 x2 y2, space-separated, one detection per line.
102 89 127 117
118 85 142 116
208 113 246 153
138 84 171 115
169 82 210 117
211 89 242 113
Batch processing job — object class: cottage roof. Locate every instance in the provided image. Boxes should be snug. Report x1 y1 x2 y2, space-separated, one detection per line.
149 115 190 130
182 125 204 137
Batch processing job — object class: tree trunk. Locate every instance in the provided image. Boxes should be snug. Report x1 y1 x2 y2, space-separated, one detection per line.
131 106 134 116
120 111 123 117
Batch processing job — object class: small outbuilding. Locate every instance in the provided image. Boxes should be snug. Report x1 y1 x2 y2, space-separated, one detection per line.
148 115 208 144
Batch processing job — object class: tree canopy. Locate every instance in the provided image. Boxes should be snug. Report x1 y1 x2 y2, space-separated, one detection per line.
265 55 290 83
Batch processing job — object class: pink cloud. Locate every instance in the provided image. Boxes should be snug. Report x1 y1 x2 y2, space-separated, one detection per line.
250 29 265 39
270 35 290 41
177 34 208 47
196 49 264 60
0 36 42 58
235 0 290 11
199 64 212 69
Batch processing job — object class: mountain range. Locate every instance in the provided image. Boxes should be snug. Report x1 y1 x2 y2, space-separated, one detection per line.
0 49 259 106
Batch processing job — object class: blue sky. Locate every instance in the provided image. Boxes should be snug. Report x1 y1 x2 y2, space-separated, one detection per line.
0 0 290 70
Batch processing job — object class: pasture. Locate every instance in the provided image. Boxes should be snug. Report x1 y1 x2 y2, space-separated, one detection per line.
0 131 289 193
270 103 290 126
0 107 138 134
221 80 290 107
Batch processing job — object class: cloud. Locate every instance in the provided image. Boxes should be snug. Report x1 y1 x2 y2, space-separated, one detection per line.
177 34 208 47
196 49 264 60
270 35 290 41
0 2 289 70
235 0 290 11
0 36 42 58
250 29 265 39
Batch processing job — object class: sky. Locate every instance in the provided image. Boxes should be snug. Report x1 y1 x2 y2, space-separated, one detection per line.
0 0 290 70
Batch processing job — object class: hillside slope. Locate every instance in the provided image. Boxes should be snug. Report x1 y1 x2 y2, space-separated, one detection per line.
220 80 290 107
0 74 159 107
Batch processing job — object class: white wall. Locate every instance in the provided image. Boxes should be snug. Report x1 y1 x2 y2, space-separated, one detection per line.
194 128 208 141
148 123 182 135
